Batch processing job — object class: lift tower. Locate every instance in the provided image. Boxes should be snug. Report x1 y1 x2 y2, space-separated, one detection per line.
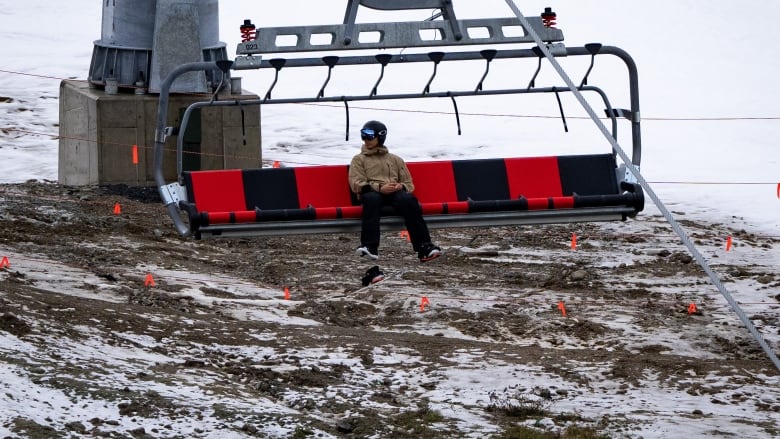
59 0 262 186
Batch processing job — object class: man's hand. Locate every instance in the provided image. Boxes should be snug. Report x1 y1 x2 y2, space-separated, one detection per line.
379 183 402 194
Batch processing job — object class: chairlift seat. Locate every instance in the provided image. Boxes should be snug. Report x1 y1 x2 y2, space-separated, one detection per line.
179 153 643 239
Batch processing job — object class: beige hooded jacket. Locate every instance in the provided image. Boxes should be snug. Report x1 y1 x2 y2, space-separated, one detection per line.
348 145 415 195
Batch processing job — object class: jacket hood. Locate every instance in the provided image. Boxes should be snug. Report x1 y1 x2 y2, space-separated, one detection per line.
361 145 388 156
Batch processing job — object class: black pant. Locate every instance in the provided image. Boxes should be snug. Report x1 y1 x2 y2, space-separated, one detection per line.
360 191 431 253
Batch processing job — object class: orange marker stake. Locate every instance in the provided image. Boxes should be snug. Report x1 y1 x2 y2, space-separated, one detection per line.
420 296 430 312
777 182 780 199
399 230 410 242
113 203 121 215
725 236 733 252
144 273 156 287
132 144 139 165
557 301 567 317
687 303 698 315
284 287 291 300
570 233 577 250
0 256 9 269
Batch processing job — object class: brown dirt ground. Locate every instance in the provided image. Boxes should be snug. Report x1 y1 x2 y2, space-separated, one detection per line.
0 182 779 438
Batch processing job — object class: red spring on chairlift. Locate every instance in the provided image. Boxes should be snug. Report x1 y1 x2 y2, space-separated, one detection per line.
240 19 257 42
541 7 557 28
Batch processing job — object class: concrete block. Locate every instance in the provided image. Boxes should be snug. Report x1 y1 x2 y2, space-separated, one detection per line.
58 80 262 186
224 125 262 170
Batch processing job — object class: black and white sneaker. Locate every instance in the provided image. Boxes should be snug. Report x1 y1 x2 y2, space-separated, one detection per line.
355 246 379 261
418 243 442 262
361 266 385 286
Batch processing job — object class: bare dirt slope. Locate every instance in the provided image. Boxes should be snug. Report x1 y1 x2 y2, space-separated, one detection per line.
0 182 779 438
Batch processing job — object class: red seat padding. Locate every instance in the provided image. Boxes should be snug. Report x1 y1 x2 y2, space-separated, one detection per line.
189 170 247 212
504 156 563 199
294 165 353 208
407 161 458 203
182 154 635 234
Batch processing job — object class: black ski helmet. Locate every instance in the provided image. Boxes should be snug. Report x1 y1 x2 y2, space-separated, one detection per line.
362 120 388 145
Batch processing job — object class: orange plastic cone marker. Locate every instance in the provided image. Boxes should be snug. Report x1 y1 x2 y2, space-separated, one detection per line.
557 301 567 317
725 236 732 252
688 303 697 315
570 233 577 250
399 230 410 241
420 296 430 312
284 287 291 300
144 274 156 287
273 161 281 168
0 256 9 269
132 144 139 165
113 203 121 215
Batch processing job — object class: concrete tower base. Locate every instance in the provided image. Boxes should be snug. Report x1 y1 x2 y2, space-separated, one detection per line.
58 80 261 186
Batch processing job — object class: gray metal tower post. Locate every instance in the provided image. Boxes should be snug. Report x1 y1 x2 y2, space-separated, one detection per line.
88 0 227 93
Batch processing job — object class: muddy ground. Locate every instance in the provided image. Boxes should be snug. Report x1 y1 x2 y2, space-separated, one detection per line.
0 181 779 438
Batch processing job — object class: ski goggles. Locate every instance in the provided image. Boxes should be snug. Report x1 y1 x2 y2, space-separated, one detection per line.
360 128 386 140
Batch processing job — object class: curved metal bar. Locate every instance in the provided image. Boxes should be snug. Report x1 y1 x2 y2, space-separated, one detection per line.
449 93 461 135
567 45 641 165
370 54 393 96
553 87 568 133
264 58 286 101
506 0 777 371
423 52 445 94
154 60 222 236
579 43 602 87
343 98 350 141
475 49 497 92
527 46 544 89
599 47 640 166
317 56 340 99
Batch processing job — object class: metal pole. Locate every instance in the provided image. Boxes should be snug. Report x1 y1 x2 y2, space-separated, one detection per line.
503 0 780 371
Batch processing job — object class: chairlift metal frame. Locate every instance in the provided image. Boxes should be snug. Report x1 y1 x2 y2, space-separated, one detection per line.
153 1 643 237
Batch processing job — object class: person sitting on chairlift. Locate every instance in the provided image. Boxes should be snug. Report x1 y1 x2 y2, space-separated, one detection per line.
349 120 442 263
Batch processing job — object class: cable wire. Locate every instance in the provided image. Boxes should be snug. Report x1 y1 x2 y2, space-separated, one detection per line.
2 68 780 122
505 0 780 372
